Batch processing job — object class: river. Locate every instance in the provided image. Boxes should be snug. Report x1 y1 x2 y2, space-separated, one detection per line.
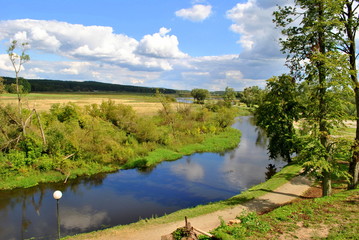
0 116 285 239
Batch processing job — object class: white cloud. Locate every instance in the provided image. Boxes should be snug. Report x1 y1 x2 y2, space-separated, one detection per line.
0 19 186 71
226 0 285 59
136 27 188 59
171 161 205 182
12 31 29 43
60 62 91 75
0 54 13 71
61 205 109 230
175 4 212 22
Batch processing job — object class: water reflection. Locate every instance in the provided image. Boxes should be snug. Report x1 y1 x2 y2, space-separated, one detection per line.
0 116 285 239
171 157 205 182
265 164 278 180
61 205 109 230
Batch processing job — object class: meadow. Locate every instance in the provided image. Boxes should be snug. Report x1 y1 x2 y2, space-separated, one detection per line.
0 92 177 115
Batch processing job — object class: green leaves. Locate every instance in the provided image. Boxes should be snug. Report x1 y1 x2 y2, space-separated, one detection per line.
191 88 210 104
256 74 300 162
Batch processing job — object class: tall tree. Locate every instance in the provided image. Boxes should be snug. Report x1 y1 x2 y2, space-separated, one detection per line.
274 0 346 196
5 41 46 146
337 0 359 189
7 40 30 113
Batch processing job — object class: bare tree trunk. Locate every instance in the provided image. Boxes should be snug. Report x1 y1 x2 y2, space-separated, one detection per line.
34 109 47 146
322 170 332 196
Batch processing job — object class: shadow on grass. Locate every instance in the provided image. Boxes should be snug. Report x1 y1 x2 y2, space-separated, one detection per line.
252 189 313 199
222 166 306 206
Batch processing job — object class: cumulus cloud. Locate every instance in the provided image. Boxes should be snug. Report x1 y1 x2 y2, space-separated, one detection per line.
136 27 188 59
0 19 186 71
226 0 286 59
0 54 13 71
175 4 212 22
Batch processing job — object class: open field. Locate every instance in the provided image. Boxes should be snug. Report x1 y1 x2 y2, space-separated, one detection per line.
0 93 187 116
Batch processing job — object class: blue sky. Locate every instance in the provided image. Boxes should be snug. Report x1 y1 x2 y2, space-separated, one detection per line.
0 0 289 90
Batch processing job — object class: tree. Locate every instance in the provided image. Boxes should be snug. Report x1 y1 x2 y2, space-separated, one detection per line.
256 74 301 163
274 0 348 196
7 40 30 112
191 88 210 104
223 86 236 107
337 0 359 189
4 40 46 146
239 86 265 107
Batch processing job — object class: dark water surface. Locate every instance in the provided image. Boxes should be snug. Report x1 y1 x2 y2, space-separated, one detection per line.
0 116 285 239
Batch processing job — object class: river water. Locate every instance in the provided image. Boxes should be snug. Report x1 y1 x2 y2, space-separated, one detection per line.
0 116 285 239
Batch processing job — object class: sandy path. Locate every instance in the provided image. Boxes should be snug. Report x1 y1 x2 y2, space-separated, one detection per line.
69 175 311 240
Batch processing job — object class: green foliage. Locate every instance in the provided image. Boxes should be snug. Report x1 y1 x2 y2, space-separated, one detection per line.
213 107 238 128
0 77 5 93
18 77 31 93
208 212 270 240
87 100 137 132
0 104 23 151
238 86 265 107
296 135 351 181
171 227 191 240
256 74 301 162
223 86 237 107
191 88 210 104
50 103 81 123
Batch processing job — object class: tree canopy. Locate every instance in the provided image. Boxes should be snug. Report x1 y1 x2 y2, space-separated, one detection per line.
191 88 210 104
272 0 353 196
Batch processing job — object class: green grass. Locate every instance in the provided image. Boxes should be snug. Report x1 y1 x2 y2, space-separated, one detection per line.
0 163 117 190
198 187 358 240
244 188 358 240
65 164 302 240
236 105 254 116
123 128 241 169
0 128 241 190
331 126 356 139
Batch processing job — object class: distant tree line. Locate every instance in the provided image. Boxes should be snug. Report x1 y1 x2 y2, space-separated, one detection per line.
1 76 176 94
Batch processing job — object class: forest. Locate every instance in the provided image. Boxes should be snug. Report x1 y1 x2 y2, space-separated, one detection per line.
1 76 177 94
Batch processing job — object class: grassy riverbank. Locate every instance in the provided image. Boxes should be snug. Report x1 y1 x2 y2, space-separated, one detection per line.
0 127 241 190
64 164 303 239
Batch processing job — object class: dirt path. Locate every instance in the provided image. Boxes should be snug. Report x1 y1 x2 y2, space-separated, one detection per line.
68 175 311 240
